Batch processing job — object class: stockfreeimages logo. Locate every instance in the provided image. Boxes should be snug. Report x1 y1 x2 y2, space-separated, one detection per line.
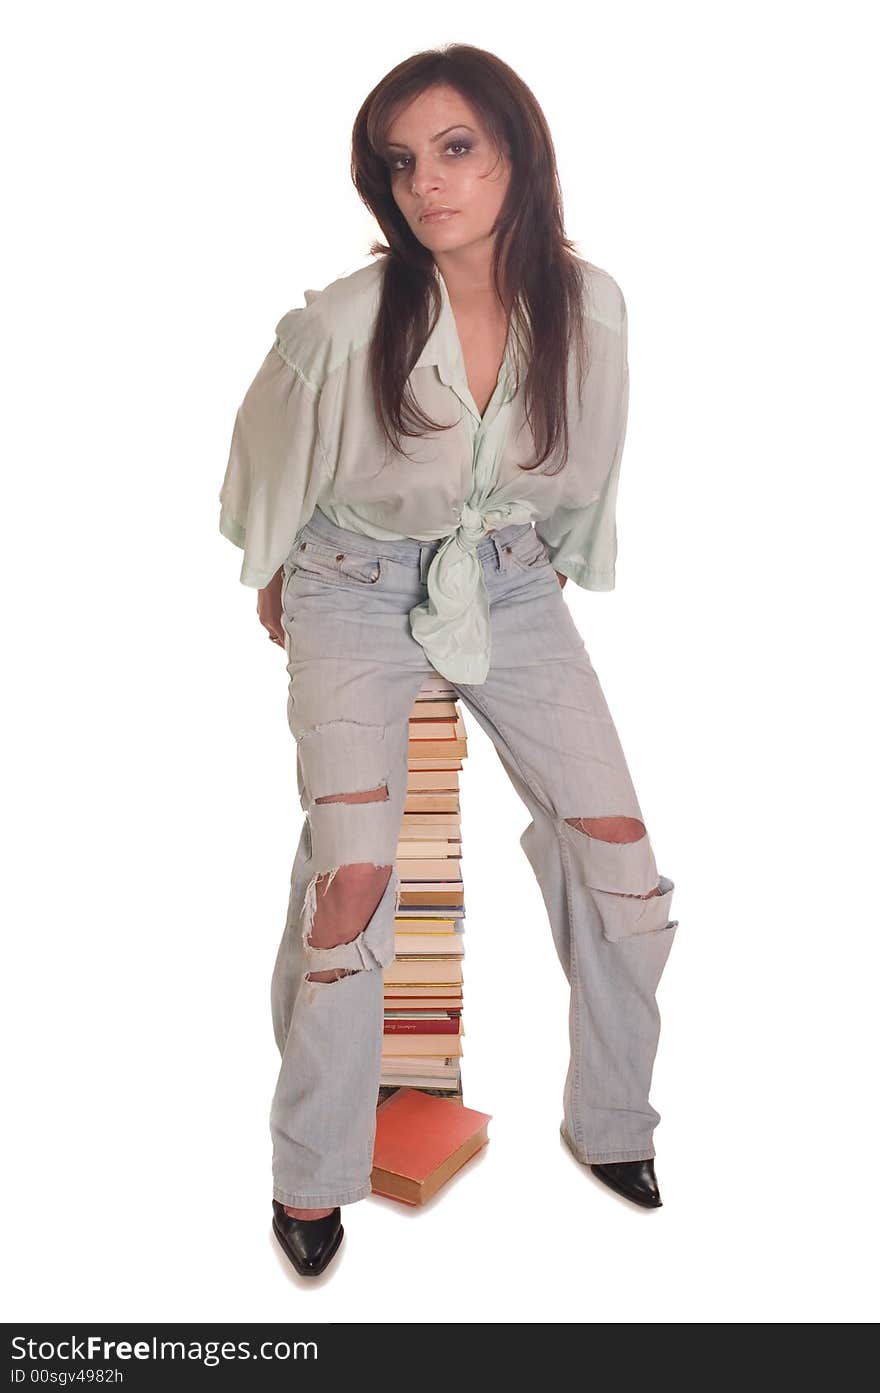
9 1335 319 1368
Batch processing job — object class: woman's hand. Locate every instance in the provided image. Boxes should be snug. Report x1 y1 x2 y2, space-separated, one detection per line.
257 566 286 647
555 570 567 589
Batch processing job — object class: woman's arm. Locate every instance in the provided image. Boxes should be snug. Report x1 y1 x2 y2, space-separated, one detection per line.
536 283 629 592
258 567 286 645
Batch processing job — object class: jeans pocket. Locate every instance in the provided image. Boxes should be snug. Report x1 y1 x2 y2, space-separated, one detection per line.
508 529 550 573
291 536 384 588
281 561 296 618
592 875 678 943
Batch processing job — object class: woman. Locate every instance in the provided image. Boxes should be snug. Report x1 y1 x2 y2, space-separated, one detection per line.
219 44 678 1277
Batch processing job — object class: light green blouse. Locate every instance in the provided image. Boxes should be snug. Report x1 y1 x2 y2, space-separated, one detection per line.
219 255 629 684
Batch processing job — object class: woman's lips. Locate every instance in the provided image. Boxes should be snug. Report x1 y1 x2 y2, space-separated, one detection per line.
420 209 459 223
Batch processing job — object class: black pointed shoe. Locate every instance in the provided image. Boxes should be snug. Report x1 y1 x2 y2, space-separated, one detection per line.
271 1200 344 1276
589 1159 662 1208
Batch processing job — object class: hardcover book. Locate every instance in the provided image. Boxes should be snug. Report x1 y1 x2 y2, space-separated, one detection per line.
371 1087 492 1205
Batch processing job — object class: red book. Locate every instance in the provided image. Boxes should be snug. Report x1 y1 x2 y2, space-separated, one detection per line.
371 1086 492 1205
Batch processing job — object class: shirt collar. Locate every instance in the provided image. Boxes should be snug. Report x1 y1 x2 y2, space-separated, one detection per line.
412 262 519 405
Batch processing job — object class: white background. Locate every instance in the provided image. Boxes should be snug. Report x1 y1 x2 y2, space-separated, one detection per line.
4 0 878 1324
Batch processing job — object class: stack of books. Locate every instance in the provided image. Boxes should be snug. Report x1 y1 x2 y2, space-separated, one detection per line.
378 670 467 1106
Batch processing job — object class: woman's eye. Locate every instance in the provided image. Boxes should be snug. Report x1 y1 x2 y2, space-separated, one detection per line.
388 141 471 173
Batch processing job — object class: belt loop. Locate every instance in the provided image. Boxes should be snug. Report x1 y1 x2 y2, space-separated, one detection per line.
419 543 430 584
489 533 505 572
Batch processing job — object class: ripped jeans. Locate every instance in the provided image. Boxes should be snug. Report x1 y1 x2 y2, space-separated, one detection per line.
269 506 678 1207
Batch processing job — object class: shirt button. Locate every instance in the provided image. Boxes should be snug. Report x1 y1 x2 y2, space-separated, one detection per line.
336 553 345 560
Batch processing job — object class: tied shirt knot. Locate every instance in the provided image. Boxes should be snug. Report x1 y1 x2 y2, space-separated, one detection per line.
407 493 533 684
454 499 507 550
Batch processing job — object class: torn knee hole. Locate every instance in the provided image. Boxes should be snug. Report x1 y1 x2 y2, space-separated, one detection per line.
313 782 389 804
306 967 361 983
565 815 647 843
609 884 662 899
565 815 660 899
300 863 394 984
303 864 393 948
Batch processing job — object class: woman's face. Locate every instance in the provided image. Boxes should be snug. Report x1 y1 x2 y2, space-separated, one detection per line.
383 84 511 260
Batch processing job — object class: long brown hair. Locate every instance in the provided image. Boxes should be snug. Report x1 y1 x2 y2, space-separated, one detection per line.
350 43 590 475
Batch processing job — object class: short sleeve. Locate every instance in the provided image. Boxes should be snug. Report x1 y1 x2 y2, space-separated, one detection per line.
218 339 329 588
535 287 629 590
